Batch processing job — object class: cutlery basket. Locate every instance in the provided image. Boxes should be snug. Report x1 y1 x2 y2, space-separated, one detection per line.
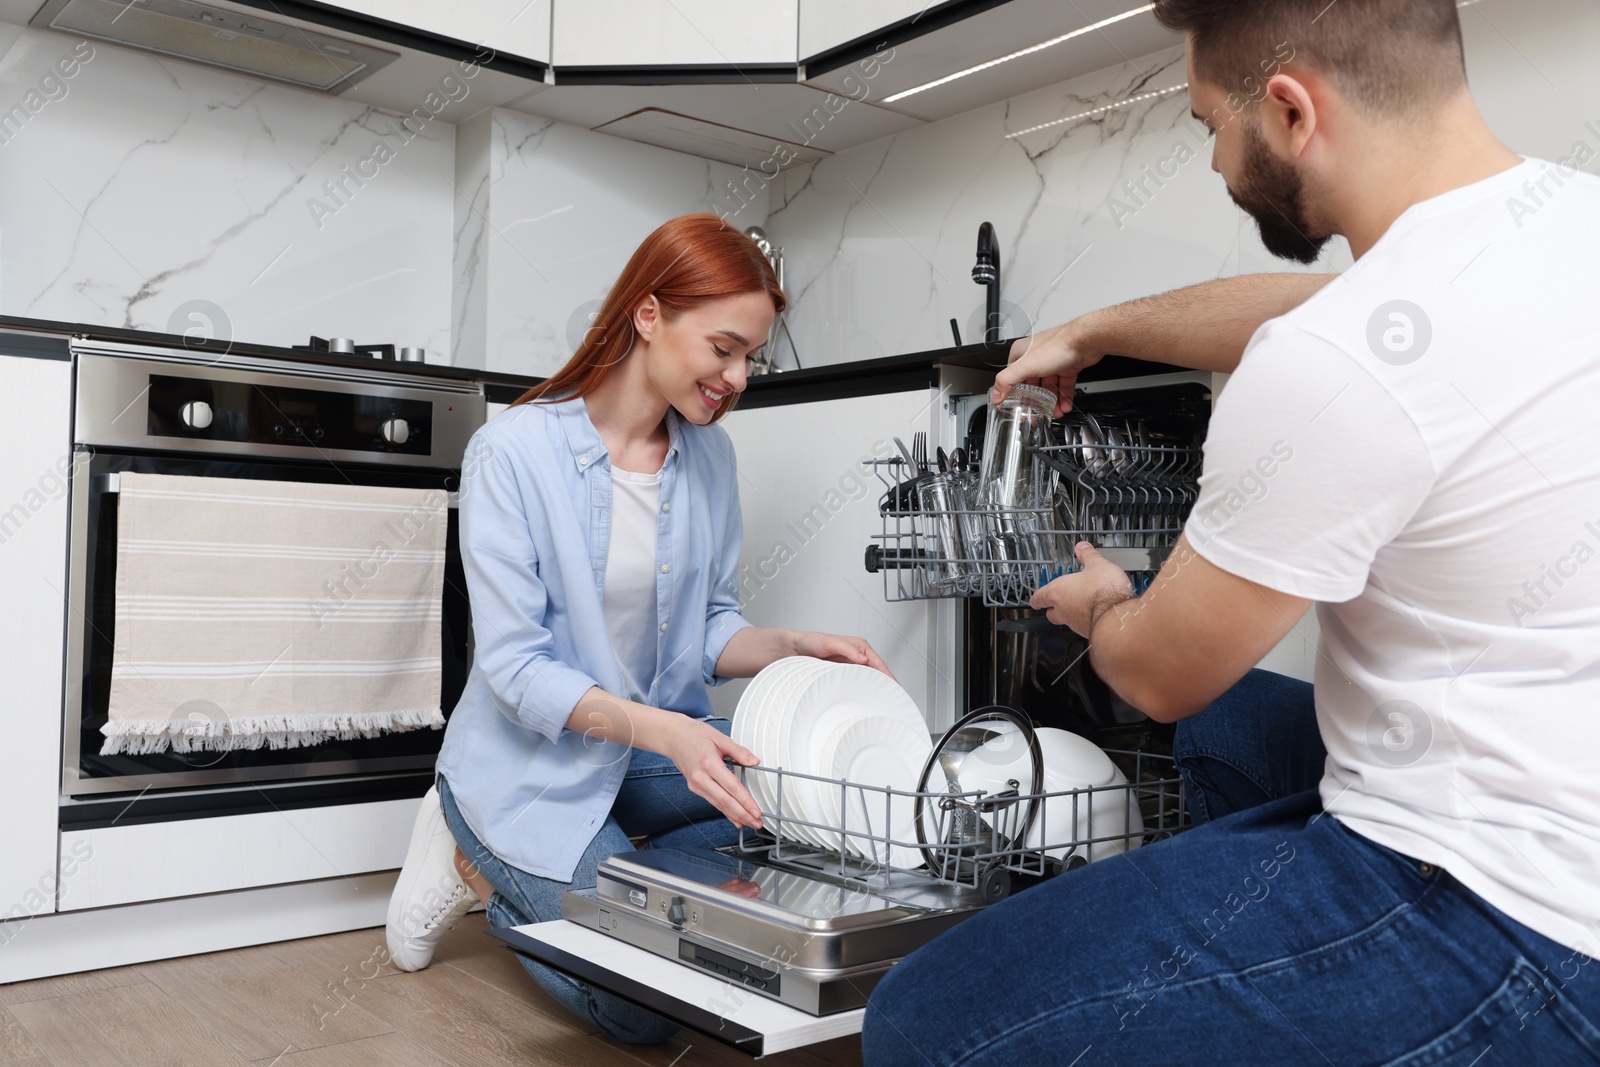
866 433 1203 608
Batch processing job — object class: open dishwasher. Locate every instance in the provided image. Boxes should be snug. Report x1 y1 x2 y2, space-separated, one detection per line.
491 372 1208 1055
492 707 1189 1054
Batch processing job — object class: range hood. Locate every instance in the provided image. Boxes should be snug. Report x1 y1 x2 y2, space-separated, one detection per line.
29 0 398 92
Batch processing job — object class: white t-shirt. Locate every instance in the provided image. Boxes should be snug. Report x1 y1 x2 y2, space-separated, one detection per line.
604 465 661 704
1186 158 1600 954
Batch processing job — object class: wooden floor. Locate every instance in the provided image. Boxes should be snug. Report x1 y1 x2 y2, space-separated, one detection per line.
0 914 864 1067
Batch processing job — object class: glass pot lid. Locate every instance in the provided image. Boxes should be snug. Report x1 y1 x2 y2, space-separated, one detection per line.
914 706 1043 877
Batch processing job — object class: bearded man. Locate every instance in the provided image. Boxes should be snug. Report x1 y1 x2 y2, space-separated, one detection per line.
864 1 1600 1062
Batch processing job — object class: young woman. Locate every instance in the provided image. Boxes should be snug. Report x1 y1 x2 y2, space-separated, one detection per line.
385 214 891 1044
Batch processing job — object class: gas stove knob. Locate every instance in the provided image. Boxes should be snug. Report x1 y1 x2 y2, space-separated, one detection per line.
180 400 213 430
380 417 410 445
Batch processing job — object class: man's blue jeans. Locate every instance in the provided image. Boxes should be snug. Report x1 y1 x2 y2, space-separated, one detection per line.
863 670 1600 1066
437 717 740 1045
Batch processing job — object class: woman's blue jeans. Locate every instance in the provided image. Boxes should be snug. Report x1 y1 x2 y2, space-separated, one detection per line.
863 670 1600 1066
437 717 740 1045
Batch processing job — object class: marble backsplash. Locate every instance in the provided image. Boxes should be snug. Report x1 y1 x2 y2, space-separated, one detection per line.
451 107 760 377
764 0 1600 367
0 22 455 358
3 0 1593 373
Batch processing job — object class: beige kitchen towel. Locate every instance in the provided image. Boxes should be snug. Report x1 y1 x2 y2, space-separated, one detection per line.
102 472 448 754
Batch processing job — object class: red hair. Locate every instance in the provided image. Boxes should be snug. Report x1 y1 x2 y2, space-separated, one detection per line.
512 213 786 423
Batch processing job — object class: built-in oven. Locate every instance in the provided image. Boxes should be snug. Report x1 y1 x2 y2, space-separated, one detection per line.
60 342 485 828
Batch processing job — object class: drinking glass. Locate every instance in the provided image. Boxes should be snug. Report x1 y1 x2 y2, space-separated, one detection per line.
978 385 1059 575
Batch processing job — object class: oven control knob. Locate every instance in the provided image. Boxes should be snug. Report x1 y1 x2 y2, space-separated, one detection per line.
381 417 410 445
667 896 686 928
180 400 213 430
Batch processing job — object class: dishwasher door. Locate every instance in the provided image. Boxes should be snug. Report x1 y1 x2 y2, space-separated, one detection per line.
490 920 866 1057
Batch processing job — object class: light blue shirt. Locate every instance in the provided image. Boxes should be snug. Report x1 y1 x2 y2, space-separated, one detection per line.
436 396 751 882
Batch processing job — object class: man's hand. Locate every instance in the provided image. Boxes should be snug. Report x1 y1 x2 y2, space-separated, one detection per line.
991 275 1340 408
1029 542 1135 637
1060 535 1314 722
992 324 1106 417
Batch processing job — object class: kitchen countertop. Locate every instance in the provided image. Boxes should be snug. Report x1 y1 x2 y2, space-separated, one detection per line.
736 343 1178 409
0 314 1177 408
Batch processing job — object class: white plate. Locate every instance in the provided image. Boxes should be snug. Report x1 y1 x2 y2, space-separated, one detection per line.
829 716 930 870
757 658 836 845
733 657 810 755
791 697 872 854
758 658 835 824
734 657 820 817
811 710 871 855
786 665 926 855
733 660 789 813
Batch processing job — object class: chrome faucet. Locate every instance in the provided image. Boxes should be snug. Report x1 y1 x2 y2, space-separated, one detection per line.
743 225 802 372
972 222 1002 343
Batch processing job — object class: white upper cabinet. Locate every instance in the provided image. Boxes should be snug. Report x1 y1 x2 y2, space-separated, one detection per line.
329 0 553 64
798 0 932 60
550 0 798 67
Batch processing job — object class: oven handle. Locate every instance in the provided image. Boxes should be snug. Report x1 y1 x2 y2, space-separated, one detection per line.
96 472 460 509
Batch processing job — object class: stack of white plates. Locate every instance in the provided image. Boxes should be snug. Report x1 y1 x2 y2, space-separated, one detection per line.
733 657 930 869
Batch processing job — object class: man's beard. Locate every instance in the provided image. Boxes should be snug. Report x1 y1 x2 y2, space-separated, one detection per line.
1227 123 1332 265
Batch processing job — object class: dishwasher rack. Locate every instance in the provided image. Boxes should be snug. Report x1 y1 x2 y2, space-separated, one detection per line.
734 749 1189 902
866 437 1202 607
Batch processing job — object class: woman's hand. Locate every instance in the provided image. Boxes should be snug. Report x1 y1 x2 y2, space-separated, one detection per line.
715 627 896 681
569 690 764 831
791 631 896 681
656 714 765 831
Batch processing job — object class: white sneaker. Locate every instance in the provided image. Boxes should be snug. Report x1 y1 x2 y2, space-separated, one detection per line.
386 785 480 972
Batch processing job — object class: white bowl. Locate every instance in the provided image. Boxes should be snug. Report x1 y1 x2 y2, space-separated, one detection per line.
956 727 1143 864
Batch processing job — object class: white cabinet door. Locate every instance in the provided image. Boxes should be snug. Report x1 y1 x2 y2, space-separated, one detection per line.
551 0 798 67
798 0 933 59
329 0 552 62
58 799 420 910
714 388 959 729
0 355 73 918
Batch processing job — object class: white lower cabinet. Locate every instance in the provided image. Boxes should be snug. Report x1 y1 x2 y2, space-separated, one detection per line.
0 354 73 923
0 870 401 985
57 798 422 911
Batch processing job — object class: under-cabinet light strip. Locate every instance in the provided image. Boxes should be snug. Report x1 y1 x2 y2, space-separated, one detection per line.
1006 82 1189 139
883 4 1157 104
